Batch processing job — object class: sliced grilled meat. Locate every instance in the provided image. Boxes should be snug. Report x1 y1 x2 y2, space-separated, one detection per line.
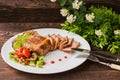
62 40 80 53
12 30 80 56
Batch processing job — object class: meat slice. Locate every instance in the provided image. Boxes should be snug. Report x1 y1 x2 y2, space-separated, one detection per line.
51 34 60 50
62 40 80 53
61 38 73 48
59 36 68 50
46 35 55 51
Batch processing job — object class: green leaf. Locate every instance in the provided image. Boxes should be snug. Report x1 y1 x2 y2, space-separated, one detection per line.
61 5 120 54
17 35 23 41
23 33 30 40
59 0 67 6
68 0 73 4
36 56 45 68
13 32 30 49
13 41 21 50
37 61 44 68
38 56 44 61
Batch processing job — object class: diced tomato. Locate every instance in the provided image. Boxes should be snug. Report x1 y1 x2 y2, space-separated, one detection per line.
22 47 30 57
15 47 30 58
15 47 24 57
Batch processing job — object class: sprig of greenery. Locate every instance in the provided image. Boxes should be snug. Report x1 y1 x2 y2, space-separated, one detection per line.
50 0 120 54
13 32 30 50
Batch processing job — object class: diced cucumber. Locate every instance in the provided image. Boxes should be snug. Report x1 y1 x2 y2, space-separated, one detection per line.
9 55 17 62
36 61 44 68
29 60 36 67
38 56 44 61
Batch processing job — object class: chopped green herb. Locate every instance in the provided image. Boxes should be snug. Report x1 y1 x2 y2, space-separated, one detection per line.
13 32 30 50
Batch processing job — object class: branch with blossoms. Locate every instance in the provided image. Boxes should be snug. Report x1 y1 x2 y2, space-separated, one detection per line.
50 0 120 54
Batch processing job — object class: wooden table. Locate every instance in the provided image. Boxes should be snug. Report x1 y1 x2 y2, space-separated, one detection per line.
0 0 120 80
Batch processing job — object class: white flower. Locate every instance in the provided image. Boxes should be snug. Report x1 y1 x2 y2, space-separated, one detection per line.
114 30 120 35
85 13 95 22
95 30 103 37
72 0 83 10
50 0 56 2
66 14 76 23
60 8 69 17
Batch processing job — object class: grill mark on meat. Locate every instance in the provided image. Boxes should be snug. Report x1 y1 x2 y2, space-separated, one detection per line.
28 35 45 44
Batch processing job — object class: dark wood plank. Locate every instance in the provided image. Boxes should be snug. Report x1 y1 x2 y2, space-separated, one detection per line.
0 0 59 9
0 8 64 22
85 0 120 13
0 23 61 32
0 0 119 22
0 66 120 80
0 0 119 9
0 23 61 45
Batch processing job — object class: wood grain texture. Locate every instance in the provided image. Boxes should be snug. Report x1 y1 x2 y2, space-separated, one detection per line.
0 0 120 80
0 0 59 9
0 0 119 22
0 8 65 22
0 0 119 9
0 23 61 43
0 23 120 80
0 66 120 80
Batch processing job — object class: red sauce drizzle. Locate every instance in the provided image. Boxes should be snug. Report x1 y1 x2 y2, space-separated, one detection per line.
58 58 62 61
50 60 55 64
64 56 68 59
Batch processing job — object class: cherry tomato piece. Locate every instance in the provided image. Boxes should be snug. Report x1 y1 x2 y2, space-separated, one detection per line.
22 47 30 58
15 47 30 58
15 47 24 57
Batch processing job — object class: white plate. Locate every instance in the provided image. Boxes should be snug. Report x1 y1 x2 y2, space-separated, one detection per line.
1 28 90 74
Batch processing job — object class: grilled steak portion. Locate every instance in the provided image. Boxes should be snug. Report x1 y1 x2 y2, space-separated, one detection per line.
12 31 51 55
12 30 80 56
